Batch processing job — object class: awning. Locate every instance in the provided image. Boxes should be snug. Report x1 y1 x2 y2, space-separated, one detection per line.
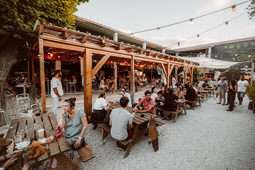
181 56 238 69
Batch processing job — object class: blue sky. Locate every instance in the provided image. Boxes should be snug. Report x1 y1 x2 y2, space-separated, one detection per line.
75 0 255 49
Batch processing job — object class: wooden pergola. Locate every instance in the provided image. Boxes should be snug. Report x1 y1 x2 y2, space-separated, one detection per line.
34 23 199 121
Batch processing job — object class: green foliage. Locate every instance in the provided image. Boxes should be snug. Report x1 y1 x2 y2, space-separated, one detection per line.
247 83 255 104
193 68 200 83
222 67 240 81
247 0 255 20
0 0 89 41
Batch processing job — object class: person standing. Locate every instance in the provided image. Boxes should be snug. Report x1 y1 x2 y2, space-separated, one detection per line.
237 75 249 108
226 80 238 111
217 77 228 105
99 76 105 90
51 70 63 116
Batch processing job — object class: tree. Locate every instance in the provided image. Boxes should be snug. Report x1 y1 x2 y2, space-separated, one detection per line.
247 0 255 20
0 0 88 113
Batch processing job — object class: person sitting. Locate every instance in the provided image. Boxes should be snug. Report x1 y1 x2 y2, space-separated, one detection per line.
109 96 133 151
109 77 115 93
202 80 210 88
208 78 214 88
151 87 160 102
156 88 180 120
158 86 166 98
151 77 156 87
0 151 29 170
104 84 110 94
133 90 155 114
183 84 189 95
91 91 111 129
50 98 88 169
194 82 203 93
175 86 184 99
117 88 132 107
185 84 197 108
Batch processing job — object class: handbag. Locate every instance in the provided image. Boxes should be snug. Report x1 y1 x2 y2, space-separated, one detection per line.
71 138 86 151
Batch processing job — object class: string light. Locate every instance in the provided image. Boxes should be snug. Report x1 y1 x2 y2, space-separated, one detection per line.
58 56 60 58
50 53 53 57
225 22 229 27
157 28 160 32
197 35 200 39
215 55 217 58
235 53 237 56
190 19 193 25
232 5 236 12
178 42 180 46
248 54 251 57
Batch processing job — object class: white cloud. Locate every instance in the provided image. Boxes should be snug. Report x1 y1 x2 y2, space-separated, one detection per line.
118 29 139 37
231 25 255 37
196 0 231 14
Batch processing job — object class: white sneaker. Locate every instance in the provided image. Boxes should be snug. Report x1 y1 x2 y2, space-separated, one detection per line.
240 105 242 108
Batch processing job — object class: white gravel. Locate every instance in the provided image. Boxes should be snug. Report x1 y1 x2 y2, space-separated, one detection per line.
2 90 255 170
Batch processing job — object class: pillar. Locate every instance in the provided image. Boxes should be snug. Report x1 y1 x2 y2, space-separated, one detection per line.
113 62 117 90
130 56 135 105
251 57 254 86
55 60 61 70
142 42 147 49
208 47 212 58
83 49 92 122
166 62 170 87
31 57 35 83
113 32 118 41
80 57 84 87
175 66 178 79
184 61 187 84
39 39 46 113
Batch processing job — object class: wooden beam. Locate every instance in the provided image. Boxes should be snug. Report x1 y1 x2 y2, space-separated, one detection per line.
190 67 193 83
117 44 121 50
83 49 92 122
168 65 174 77
130 55 135 105
63 31 68 39
161 63 167 77
81 36 87 44
113 62 117 90
39 39 46 113
92 54 110 77
166 62 170 87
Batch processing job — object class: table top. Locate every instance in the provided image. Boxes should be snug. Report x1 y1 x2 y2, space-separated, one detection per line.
175 99 188 104
5 112 70 170
110 103 159 125
200 90 209 93
15 83 32 87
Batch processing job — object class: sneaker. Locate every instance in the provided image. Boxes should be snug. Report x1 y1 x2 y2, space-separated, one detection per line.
240 105 242 108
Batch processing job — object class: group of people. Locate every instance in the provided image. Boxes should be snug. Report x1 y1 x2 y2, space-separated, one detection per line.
216 75 249 111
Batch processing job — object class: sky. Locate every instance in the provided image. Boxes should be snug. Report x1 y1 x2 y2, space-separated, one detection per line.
75 0 255 50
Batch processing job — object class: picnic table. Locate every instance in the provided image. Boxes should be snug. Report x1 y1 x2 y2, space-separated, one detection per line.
3 112 94 170
98 103 164 158
200 90 209 100
204 87 214 97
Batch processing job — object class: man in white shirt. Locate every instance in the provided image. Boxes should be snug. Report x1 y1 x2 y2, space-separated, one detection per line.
237 75 249 108
117 88 132 107
51 70 63 116
110 96 133 150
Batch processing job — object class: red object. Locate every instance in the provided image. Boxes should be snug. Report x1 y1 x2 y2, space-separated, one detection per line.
56 125 62 138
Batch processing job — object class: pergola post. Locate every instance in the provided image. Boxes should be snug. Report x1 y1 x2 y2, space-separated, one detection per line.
83 49 92 122
39 39 46 113
175 66 178 80
166 62 170 87
190 67 194 83
113 62 117 90
31 57 35 83
130 55 135 105
184 61 187 84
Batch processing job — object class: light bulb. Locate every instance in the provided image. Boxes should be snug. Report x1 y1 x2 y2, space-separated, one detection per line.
197 35 200 39
178 42 180 46
157 28 160 32
248 54 251 57
190 19 193 25
130 33 134 37
235 53 237 56
225 22 229 27
215 55 217 58
102 39 105 43
232 5 236 12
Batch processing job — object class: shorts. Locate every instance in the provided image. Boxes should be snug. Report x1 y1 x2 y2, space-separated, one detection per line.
237 92 245 98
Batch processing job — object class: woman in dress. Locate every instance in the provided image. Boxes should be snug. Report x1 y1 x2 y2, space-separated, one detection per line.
51 98 88 169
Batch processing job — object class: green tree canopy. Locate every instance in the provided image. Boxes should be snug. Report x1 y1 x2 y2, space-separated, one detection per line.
247 0 255 20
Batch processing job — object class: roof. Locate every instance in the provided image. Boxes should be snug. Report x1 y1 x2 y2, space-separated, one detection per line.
75 16 173 53
172 36 255 52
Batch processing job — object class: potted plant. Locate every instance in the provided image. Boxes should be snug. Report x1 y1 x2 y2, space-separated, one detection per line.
247 82 255 113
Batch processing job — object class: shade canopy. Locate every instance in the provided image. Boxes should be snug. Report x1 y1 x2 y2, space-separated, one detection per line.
181 56 238 69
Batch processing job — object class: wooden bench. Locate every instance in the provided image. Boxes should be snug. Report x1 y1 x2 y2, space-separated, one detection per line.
155 100 187 123
186 95 201 110
3 112 95 170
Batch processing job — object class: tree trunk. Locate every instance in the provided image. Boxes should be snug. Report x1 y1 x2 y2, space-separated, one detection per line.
0 36 24 125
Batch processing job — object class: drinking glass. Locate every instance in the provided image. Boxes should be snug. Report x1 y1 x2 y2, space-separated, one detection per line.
14 135 22 149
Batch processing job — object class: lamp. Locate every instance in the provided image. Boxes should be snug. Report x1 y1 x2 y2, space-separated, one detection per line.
235 53 237 56
190 19 193 25
248 54 251 57
232 5 236 12
157 28 160 32
197 35 200 39
225 22 229 27
215 55 217 58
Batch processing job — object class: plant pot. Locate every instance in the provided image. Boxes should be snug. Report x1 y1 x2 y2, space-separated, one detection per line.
253 104 255 114
249 102 253 110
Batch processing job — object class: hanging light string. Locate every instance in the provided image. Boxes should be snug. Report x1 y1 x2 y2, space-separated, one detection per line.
128 0 250 35
166 12 247 48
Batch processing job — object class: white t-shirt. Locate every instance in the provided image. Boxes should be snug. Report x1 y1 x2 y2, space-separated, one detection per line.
51 77 63 98
110 108 133 141
237 80 249 92
172 78 176 87
151 92 158 101
93 97 107 110
100 79 104 89
118 93 132 107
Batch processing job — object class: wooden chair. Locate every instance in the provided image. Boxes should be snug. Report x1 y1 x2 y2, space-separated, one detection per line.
186 95 198 110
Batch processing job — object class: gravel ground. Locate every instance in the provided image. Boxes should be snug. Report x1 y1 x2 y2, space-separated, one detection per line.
1 90 255 170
